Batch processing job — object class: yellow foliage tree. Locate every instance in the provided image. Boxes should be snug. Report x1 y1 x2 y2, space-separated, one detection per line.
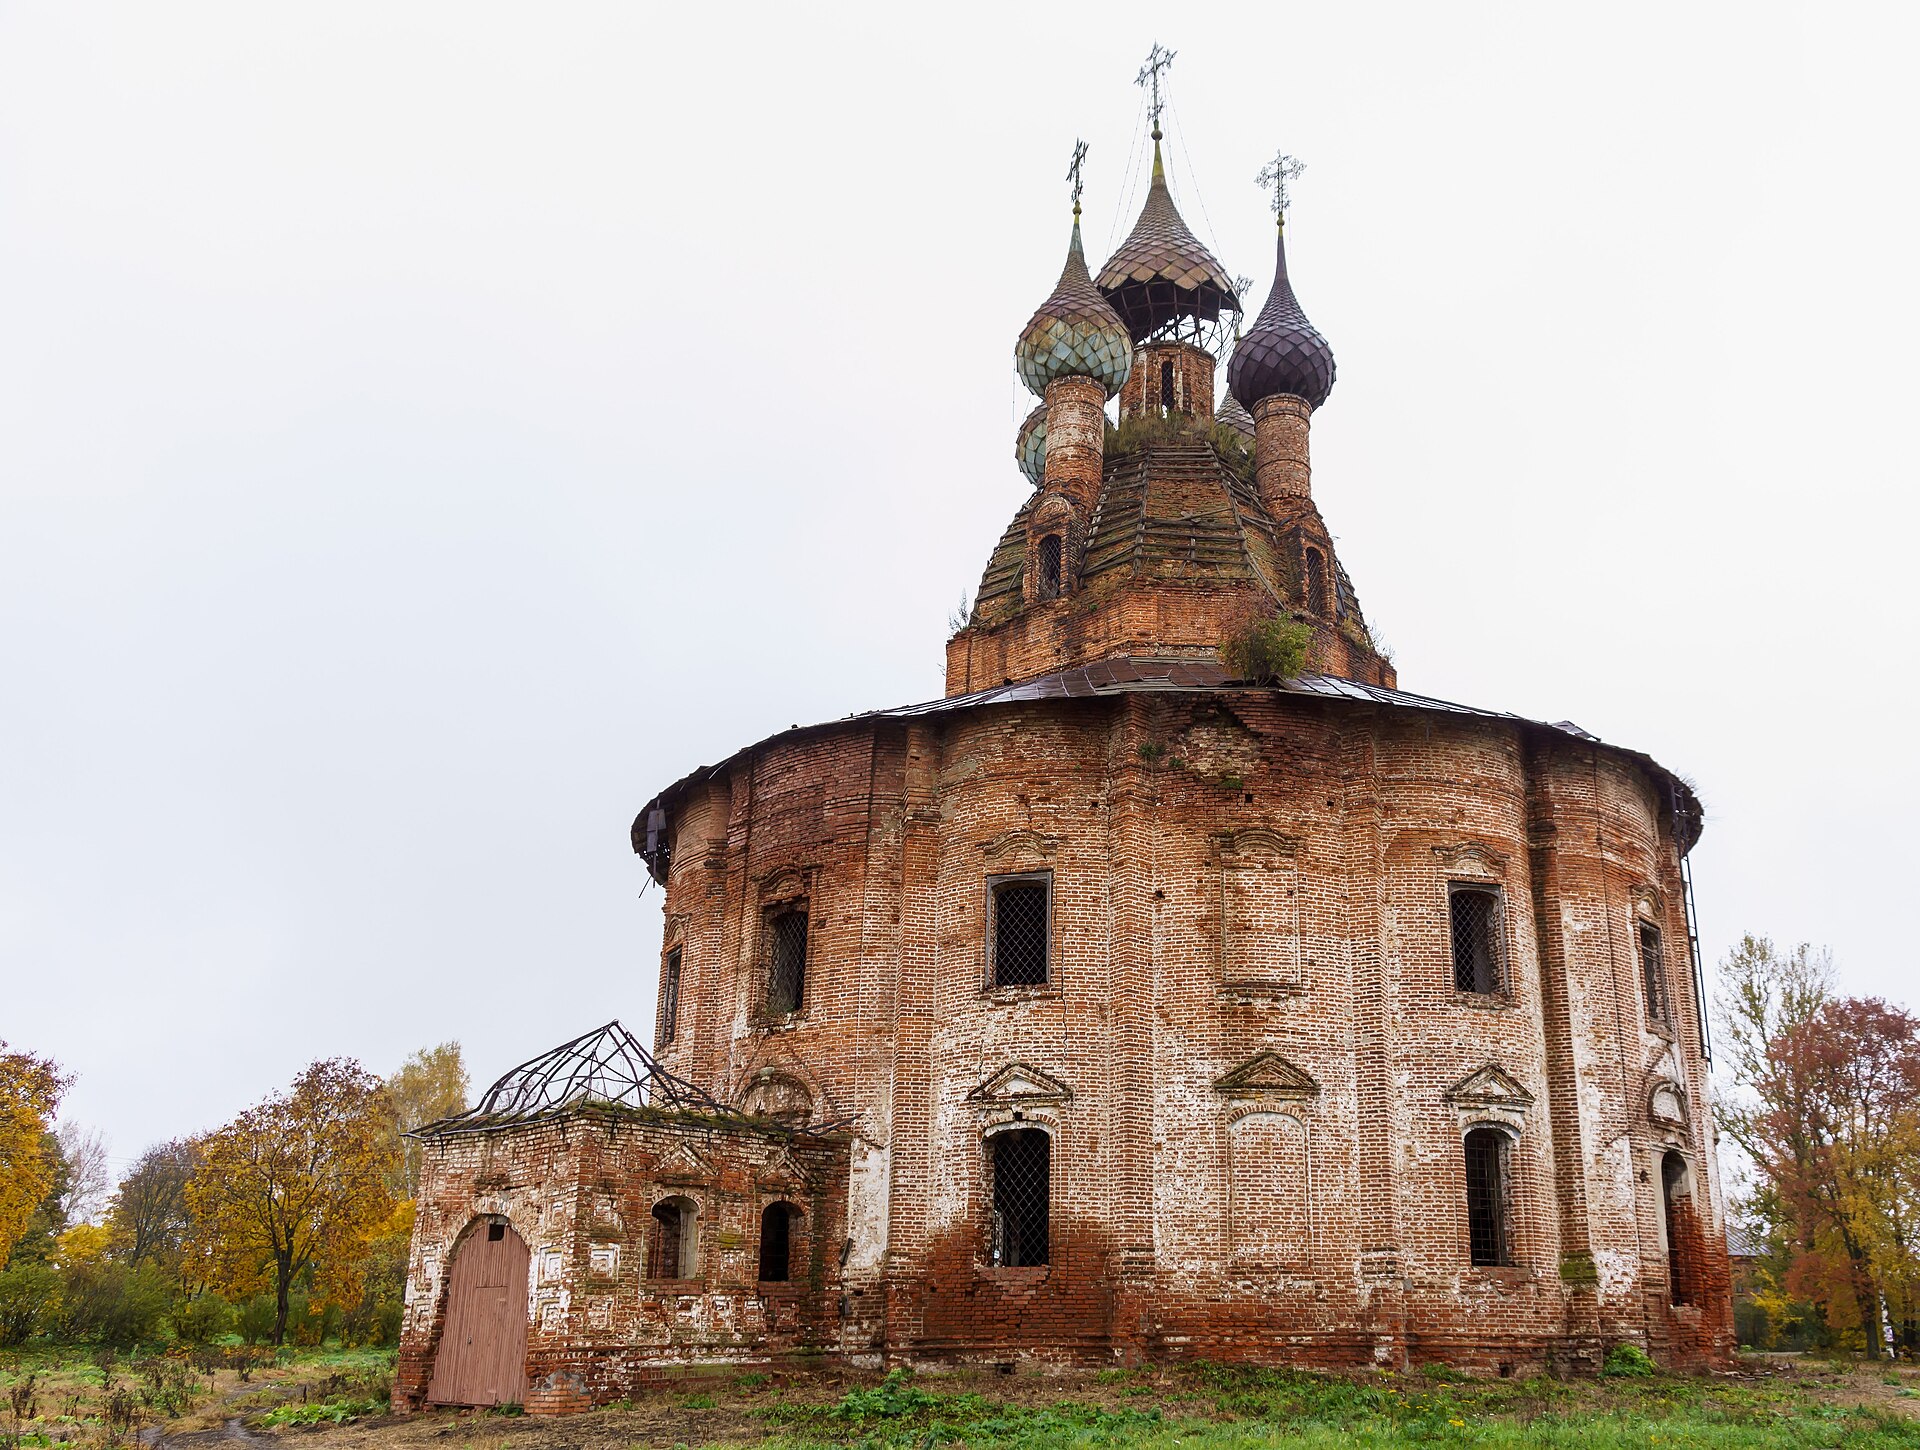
185 1059 399 1345
0 1042 68 1266
386 1042 468 1198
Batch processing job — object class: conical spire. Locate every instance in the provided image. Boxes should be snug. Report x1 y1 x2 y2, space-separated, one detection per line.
1015 209 1134 399
1228 219 1336 412
1095 121 1239 344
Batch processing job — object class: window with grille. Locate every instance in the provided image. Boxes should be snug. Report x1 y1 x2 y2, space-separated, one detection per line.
1304 547 1328 614
1160 360 1175 411
1463 1127 1510 1266
990 875 1050 987
1640 922 1669 1024
765 906 807 1017
758 1201 796 1283
1037 535 1062 600
990 1129 1050 1267
1449 884 1503 995
648 1198 697 1279
658 946 682 1046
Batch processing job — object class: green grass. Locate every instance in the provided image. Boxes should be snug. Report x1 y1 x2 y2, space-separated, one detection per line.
750 1365 1920 1450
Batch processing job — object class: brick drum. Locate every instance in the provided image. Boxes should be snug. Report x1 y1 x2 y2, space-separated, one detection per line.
396 145 1735 1410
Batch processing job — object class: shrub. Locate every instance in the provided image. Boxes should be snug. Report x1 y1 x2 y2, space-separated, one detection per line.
0 1262 61 1346
59 1261 171 1349
171 1294 232 1346
1220 615 1313 683
1601 1343 1657 1377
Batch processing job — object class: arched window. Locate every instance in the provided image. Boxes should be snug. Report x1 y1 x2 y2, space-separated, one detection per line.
1304 547 1328 614
1640 921 1670 1025
1662 1151 1695 1305
658 945 682 1047
1037 534 1063 601
1160 360 1175 412
1463 1127 1512 1266
758 1201 799 1283
765 905 807 1017
989 1128 1050 1267
647 1197 699 1279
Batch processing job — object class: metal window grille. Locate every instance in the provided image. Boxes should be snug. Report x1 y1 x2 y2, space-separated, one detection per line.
758 1202 794 1283
1160 360 1175 411
659 946 682 1046
1464 1128 1510 1267
648 1200 693 1279
1037 535 1062 600
766 907 807 1016
1640 922 1669 1024
1450 886 1502 994
992 879 1049 987
1305 547 1327 614
990 1129 1050 1267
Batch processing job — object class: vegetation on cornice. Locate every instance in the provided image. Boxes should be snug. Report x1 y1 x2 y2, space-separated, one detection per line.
1219 612 1314 683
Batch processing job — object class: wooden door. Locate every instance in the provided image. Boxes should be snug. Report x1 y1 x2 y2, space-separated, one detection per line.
426 1221 529 1407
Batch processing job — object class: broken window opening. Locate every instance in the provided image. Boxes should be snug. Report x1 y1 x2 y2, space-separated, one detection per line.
1304 546 1328 614
765 907 808 1017
1036 534 1063 601
990 875 1050 987
758 1201 798 1283
647 1197 698 1279
1662 1151 1694 1305
1640 921 1669 1025
1464 1126 1512 1267
1449 884 1503 995
659 945 682 1046
990 1128 1050 1267
486 1221 505 1243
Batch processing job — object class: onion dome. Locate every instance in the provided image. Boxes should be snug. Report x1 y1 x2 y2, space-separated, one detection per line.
1096 136 1241 344
1214 390 1255 447
1228 223 1336 411
1015 404 1047 486
1015 216 1134 398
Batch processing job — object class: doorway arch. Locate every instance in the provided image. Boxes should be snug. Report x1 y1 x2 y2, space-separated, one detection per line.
426 1218 529 1406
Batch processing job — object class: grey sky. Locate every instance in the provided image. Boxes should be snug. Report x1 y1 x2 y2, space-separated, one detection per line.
3 2 1915 1175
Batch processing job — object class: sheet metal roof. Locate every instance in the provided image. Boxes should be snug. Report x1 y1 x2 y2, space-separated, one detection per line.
634 656 1700 867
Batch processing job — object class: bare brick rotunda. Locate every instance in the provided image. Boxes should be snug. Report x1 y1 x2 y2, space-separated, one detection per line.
397 112 1735 1413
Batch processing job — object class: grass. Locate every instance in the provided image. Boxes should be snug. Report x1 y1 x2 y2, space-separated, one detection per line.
748 1362 1920 1450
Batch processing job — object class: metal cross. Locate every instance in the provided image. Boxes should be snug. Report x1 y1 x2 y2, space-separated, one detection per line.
1257 151 1307 217
1066 139 1088 212
1136 43 1176 133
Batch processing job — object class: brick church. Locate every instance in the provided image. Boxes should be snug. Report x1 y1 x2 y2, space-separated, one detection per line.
397 87 1734 1412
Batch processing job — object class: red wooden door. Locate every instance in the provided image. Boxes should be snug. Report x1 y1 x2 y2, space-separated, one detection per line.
426 1221 529 1407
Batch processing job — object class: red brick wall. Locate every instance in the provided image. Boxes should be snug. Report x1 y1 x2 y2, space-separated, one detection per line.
633 690 1731 1378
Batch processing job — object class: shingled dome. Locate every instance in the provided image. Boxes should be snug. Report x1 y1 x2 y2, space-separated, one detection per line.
1015 403 1047 487
1096 141 1241 344
1214 389 1255 448
1015 217 1134 399
1227 224 1336 412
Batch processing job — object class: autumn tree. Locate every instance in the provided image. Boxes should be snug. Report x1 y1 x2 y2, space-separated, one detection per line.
0 1043 68 1265
386 1042 468 1198
186 1059 399 1345
109 1138 201 1273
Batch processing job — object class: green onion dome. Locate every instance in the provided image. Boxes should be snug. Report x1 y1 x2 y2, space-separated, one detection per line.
1015 216 1134 399
1016 404 1047 486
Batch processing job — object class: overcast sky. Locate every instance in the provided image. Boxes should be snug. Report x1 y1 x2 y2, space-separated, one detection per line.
3 2 1915 1176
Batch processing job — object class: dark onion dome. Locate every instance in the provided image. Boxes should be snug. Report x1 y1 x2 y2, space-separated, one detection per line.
1214 389 1255 447
1016 404 1047 487
1015 215 1134 398
1228 223 1336 411
1095 138 1241 343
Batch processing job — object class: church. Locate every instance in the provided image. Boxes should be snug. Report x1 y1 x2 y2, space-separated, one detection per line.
395 66 1734 1412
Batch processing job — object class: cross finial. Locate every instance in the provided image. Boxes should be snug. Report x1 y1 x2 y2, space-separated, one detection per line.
1136 43 1176 137
1256 151 1307 220
1066 139 1088 215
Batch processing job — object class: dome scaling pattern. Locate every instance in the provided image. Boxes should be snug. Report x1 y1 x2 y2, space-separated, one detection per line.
1213 390 1255 447
1015 219 1134 398
1228 227 1336 411
1015 404 1047 486
1095 148 1240 343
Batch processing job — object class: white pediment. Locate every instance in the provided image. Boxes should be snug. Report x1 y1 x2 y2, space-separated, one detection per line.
966 1062 1072 1107
1445 1063 1535 1111
1213 1051 1320 1100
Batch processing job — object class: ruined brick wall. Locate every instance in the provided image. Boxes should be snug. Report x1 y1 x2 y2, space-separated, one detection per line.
641 689 1731 1377
395 1109 849 1414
